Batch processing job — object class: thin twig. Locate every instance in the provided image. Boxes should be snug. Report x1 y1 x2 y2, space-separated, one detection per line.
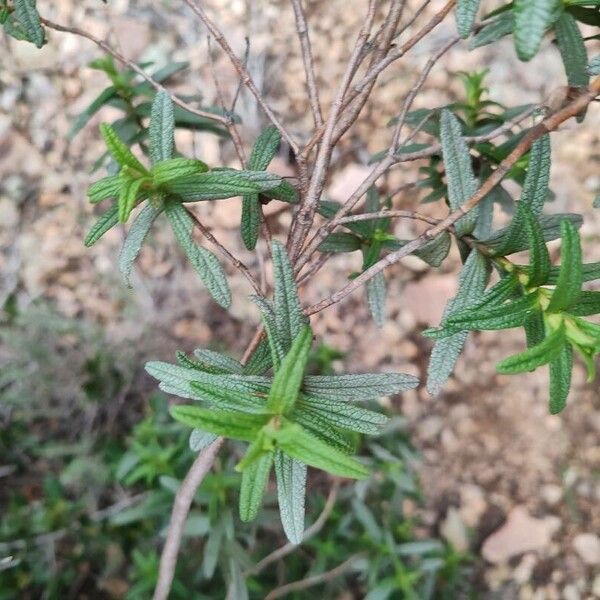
336 209 439 227
246 480 341 577
184 206 264 296
181 0 299 155
287 0 378 259
304 78 600 316
41 18 230 128
153 438 224 600
264 552 366 600
290 0 323 128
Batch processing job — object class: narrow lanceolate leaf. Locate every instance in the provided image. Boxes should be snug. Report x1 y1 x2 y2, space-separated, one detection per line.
165 202 231 308
521 135 551 216
541 262 600 285
167 171 281 202
546 219 582 313
241 195 260 250
88 175 122 204
272 420 369 479
456 0 481 38
296 396 388 435
469 12 513 49
149 91 175 165
14 0 44 47
302 372 419 401
274 451 306 544
99 123 148 174
440 293 536 334
470 275 519 312
151 158 209 185
566 291 600 317
70 87 117 139
292 411 355 454
170 405 267 441
267 326 312 414
319 232 362 253
555 12 589 88
250 296 287 370
513 0 558 61
367 272 386 328
118 177 145 224
589 55 600 76
549 343 572 414
440 110 478 236
189 429 218 451
427 250 489 396
523 207 551 286
242 340 273 376
239 452 273 522
119 204 162 286
191 381 267 414
272 240 306 349
248 126 281 170
524 312 546 349
497 325 565 374
84 203 119 247
192 349 243 374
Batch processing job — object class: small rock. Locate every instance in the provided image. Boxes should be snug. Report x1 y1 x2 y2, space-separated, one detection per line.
541 484 563 507
328 164 373 202
402 274 457 324
481 506 559 564
572 533 600 565
440 507 469 552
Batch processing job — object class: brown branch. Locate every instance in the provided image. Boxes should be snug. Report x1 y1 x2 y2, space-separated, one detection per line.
290 0 323 128
40 18 230 128
336 209 440 227
153 438 224 600
287 0 378 259
264 552 366 600
181 0 299 156
304 78 600 316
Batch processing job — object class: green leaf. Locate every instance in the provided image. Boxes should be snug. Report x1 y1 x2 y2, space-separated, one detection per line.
119 204 162 286
149 91 175 165
549 343 572 414
14 0 44 47
427 250 490 395
296 396 388 435
267 326 312 414
70 87 117 139
272 240 306 350
191 381 267 414
151 158 209 185
84 203 119 247
470 12 513 49
292 411 355 454
523 207 551 286
566 291 600 317
440 110 478 236
521 135 551 217
189 429 218 452
170 405 266 441
202 517 224 578
513 0 559 61
239 451 273 522
588 54 600 75
497 325 565 373
262 180 298 203
192 349 243 374
302 372 419 401
248 126 281 170
318 232 362 253
271 420 369 479
118 176 146 223
470 275 519 311
439 293 537 334
88 175 122 204
524 311 546 348
555 11 590 88
366 271 386 327
166 171 281 202
241 194 260 250
456 0 481 38
100 123 148 174
242 340 273 376
484 213 582 255
274 451 306 544
546 219 582 313
165 202 231 308
250 296 287 370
